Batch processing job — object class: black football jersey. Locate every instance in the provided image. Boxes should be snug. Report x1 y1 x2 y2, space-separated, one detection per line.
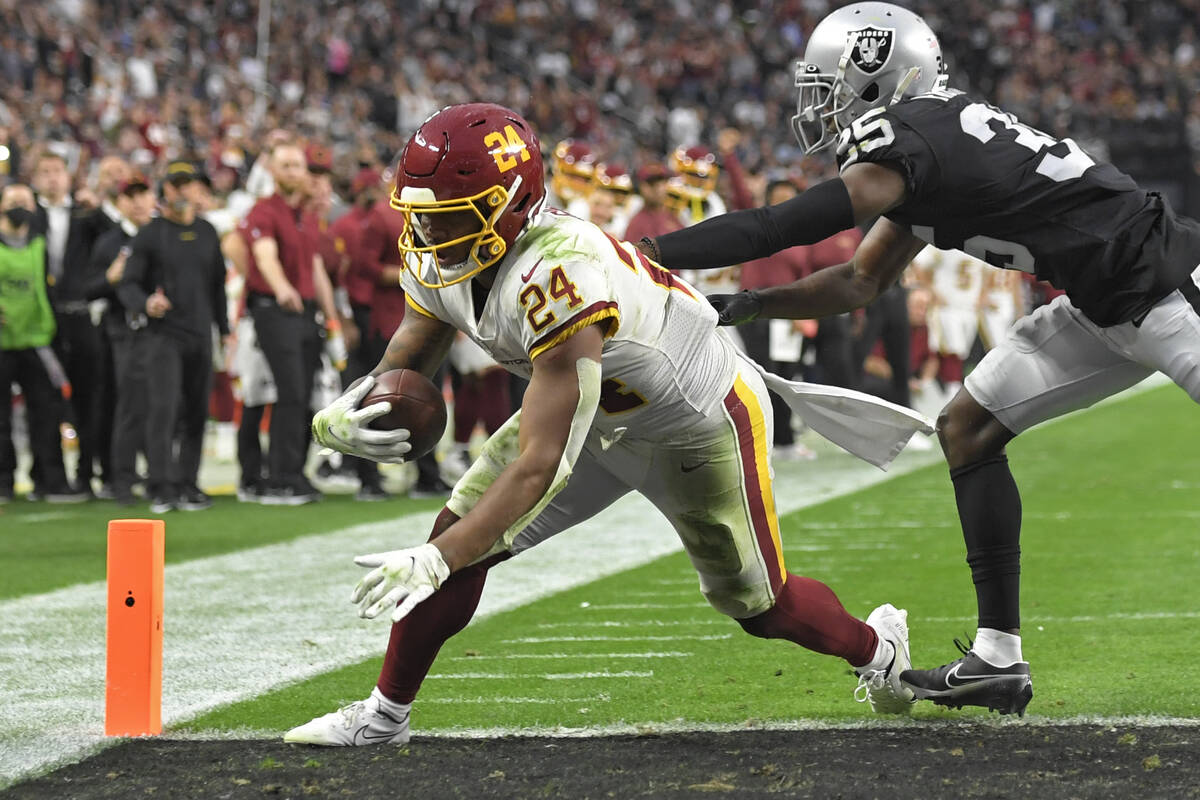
835 89 1200 325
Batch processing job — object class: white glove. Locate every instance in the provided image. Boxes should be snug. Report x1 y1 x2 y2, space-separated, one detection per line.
311 376 412 463
325 329 348 372
351 543 451 622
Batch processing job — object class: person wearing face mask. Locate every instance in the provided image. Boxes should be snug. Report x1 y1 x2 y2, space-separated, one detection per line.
34 150 117 498
83 172 156 506
0 182 81 503
117 162 231 513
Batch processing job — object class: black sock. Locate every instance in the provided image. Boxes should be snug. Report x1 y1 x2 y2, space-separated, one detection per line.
950 454 1022 631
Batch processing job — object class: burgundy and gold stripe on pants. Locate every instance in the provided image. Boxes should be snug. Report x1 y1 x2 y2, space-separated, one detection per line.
722 375 787 595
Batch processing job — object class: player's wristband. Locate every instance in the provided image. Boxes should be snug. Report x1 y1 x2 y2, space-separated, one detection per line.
638 236 661 263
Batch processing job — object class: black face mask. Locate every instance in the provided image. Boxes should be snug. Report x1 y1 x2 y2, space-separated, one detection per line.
4 207 35 227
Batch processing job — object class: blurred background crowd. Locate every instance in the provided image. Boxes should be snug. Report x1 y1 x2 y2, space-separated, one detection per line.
2 0 1199 508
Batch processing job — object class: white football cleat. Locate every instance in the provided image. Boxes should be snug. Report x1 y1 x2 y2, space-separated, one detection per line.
854 603 916 714
284 688 411 746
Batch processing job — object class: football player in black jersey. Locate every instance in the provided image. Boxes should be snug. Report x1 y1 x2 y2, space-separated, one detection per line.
636 1 1200 718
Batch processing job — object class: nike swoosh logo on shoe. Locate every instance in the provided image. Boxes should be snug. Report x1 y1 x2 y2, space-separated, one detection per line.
944 662 1020 688
352 724 405 745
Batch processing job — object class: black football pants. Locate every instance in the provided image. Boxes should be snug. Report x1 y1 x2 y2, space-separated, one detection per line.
0 348 72 494
250 299 322 489
139 329 211 495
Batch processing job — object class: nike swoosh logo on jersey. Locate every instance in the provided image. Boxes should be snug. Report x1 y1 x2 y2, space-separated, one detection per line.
520 258 543 283
680 460 710 473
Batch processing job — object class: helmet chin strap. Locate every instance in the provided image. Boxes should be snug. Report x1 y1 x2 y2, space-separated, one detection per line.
890 67 922 104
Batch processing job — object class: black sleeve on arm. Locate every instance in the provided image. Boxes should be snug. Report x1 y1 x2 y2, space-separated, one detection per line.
654 178 855 270
116 226 152 313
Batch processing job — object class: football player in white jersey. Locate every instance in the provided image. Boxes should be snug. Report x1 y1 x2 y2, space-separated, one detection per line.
978 269 1024 352
912 247 984 394
289 103 928 746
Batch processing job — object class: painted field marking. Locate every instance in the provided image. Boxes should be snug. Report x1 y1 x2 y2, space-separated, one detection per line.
501 634 732 644
535 620 724 629
420 696 611 705
579 602 712 610
918 610 1200 624
427 671 654 680
444 652 693 660
157 711 1200 743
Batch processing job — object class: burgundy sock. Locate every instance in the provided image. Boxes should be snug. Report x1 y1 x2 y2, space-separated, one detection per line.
737 572 878 667
376 507 509 702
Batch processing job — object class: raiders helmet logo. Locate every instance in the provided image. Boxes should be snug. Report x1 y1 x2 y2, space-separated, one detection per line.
850 27 894 74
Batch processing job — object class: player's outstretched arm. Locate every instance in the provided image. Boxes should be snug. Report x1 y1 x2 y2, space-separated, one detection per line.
710 217 925 324
427 324 604 573
752 217 926 320
645 163 907 270
373 305 457 378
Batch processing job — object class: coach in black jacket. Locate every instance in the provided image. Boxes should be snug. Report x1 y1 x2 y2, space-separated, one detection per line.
117 162 230 513
84 173 155 505
33 150 120 495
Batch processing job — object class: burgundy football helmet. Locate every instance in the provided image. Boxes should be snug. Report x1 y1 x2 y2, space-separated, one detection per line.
670 145 720 194
391 103 545 288
550 138 597 203
592 162 633 199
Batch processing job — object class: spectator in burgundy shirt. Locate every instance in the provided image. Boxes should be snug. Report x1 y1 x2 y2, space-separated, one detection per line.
359 182 450 498
237 141 341 505
327 167 389 500
623 164 683 245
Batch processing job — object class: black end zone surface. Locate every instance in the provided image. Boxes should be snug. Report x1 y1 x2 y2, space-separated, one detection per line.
4 726 1197 799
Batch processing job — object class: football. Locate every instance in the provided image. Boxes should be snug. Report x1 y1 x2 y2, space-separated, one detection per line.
361 369 448 459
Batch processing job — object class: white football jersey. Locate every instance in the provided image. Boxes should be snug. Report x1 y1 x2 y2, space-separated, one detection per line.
916 247 985 312
403 209 737 439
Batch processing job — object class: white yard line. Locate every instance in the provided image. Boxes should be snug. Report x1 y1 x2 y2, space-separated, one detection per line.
500 634 732 643
427 670 654 680
443 652 693 660
0 375 1176 787
166 713 1200 742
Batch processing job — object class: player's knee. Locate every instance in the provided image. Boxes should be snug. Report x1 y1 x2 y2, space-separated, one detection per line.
937 390 1005 467
1168 354 1200 403
736 603 787 640
701 587 773 634
737 611 773 639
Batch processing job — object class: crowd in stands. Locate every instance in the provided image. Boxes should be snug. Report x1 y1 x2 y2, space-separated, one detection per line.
2 0 1199 506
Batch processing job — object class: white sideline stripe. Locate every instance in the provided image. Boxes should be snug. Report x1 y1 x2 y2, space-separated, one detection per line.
501 634 731 643
0 375 1173 787
581 602 711 610
428 671 653 680
163 713 1200 742
536 620 724 629
445 652 692 660
421 696 610 705
418 714 1200 737
918 610 1200 624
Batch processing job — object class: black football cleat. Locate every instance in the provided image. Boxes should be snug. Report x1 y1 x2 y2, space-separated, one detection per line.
901 639 1033 717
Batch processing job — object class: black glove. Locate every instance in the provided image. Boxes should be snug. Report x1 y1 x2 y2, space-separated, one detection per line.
707 290 762 326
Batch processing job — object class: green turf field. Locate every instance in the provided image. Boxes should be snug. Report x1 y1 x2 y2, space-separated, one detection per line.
0 492 447 600
168 384 1200 735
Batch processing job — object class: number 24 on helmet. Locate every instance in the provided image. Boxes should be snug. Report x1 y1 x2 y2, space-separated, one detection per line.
390 102 547 289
